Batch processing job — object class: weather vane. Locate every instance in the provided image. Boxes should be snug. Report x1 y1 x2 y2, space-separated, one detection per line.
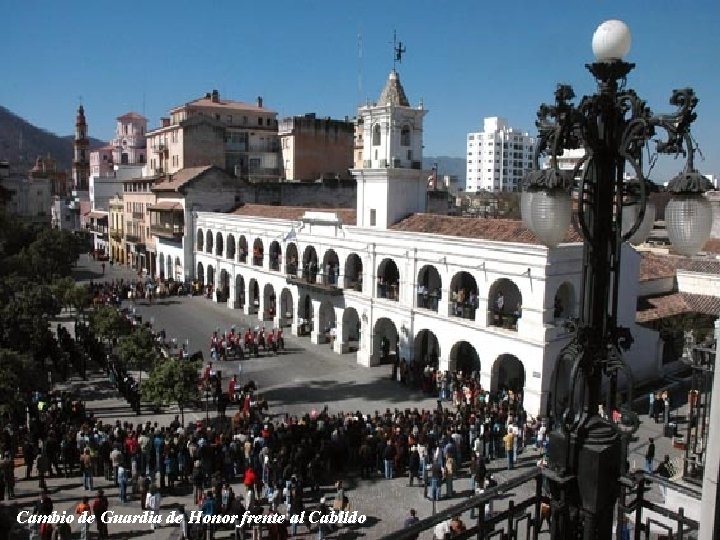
392 30 406 70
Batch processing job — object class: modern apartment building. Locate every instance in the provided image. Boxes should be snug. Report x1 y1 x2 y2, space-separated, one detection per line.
466 117 535 193
145 90 280 181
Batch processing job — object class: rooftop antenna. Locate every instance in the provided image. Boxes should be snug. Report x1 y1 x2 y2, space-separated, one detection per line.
357 30 363 106
392 30 406 71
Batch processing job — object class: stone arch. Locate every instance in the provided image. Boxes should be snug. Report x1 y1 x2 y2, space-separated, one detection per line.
492 354 526 395
414 329 440 368
263 283 276 320
158 253 165 279
553 281 576 320
215 231 224 257
285 242 298 276
449 341 481 376
205 230 213 254
252 238 264 266
344 253 363 291
206 265 215 289
298 293 314 334
238 236 248 263
302 246 319 284
279 288 293 326
226 234 236 260
373 317 399 364
218 269 230 301
197 228 204 251
322 249 340 286
235 274 245 308
196 262 204 285
449 271 478 320
377 258 400 301
318 300 336 343
417 265 442 311
488 278 523 330
269 241 282 271
341 307 361 351
248 279 259 314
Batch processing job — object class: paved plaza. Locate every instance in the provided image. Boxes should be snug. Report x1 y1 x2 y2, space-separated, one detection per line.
4 255 693 539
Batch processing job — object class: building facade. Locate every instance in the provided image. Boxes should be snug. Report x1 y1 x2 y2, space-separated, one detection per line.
145 90 280 181
278 114 354 180
111 112 147 165
150 165 243 284
121 176 156 273
466 117 534 193
183 71 661 415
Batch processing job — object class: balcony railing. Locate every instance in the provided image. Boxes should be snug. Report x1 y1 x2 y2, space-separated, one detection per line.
110 228 123 241
125 234 142 243
131 211 144 220
379 469 699 540
151 223 184 239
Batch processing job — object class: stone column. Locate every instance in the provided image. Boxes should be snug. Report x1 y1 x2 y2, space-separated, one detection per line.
333 307 348 354
310 299 324 345
227 275 237 309
438 287 451 317
699 318 720 540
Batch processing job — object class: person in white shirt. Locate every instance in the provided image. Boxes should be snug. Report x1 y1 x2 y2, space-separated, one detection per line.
146 487 161 530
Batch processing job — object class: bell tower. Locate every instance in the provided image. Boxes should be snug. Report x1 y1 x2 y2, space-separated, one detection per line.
352 69 428 228
73 105 90 191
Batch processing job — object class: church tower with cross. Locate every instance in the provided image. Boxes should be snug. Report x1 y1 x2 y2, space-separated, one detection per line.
73 104 90 191
352 35 429 229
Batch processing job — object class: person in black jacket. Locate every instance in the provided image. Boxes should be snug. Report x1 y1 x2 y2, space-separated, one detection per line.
408 446 420 486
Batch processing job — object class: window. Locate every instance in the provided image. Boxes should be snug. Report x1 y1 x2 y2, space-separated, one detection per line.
372 124 381 145
258 117 263 126
215 114 220 121
227 115 232 123
401 126 410 146
370 209 376 226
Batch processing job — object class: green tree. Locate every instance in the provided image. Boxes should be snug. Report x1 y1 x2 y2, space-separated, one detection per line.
89 305 131 344
141 358 200 425
116 327 160 387
0 348 46 399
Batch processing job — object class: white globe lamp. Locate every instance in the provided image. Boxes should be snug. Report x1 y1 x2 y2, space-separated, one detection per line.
592 20 632 62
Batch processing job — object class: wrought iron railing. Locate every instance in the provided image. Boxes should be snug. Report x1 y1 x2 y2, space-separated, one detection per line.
378 469 699 540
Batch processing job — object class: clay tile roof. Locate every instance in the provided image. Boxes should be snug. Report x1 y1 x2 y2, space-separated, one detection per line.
231 204 356 225
178 97 272 113
389 214 582 245
378 70 410 107
151 165 215 192
148 201 182 211
636 292 720 323
676 258 720 275
639 253 681 281
117 112 146 122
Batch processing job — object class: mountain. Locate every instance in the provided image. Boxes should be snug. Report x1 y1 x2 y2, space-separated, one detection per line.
423 156 466 182
0 106 105 173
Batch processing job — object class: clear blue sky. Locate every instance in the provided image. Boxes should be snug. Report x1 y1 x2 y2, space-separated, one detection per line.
2 0 719 180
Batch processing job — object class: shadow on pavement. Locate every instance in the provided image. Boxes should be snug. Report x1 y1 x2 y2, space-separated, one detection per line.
264 379 433 407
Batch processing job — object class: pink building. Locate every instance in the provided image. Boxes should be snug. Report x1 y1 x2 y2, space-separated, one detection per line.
90 145 115 177
111 112 147 165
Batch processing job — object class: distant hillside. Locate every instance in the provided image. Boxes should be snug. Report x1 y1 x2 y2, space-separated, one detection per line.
0 106 105 173
423 156 465 183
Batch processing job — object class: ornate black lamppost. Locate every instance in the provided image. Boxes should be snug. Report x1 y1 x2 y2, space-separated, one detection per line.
522 20 714 540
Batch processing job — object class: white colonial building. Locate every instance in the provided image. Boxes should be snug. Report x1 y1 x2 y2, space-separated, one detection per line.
181 71 658 415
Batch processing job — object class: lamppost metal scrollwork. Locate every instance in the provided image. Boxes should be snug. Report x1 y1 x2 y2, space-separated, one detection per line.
522 19 715 540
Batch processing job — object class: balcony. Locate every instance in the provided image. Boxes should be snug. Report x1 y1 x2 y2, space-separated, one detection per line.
132 211 144 220
110 228 123 241
151 223 184 240
125 233 142 244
